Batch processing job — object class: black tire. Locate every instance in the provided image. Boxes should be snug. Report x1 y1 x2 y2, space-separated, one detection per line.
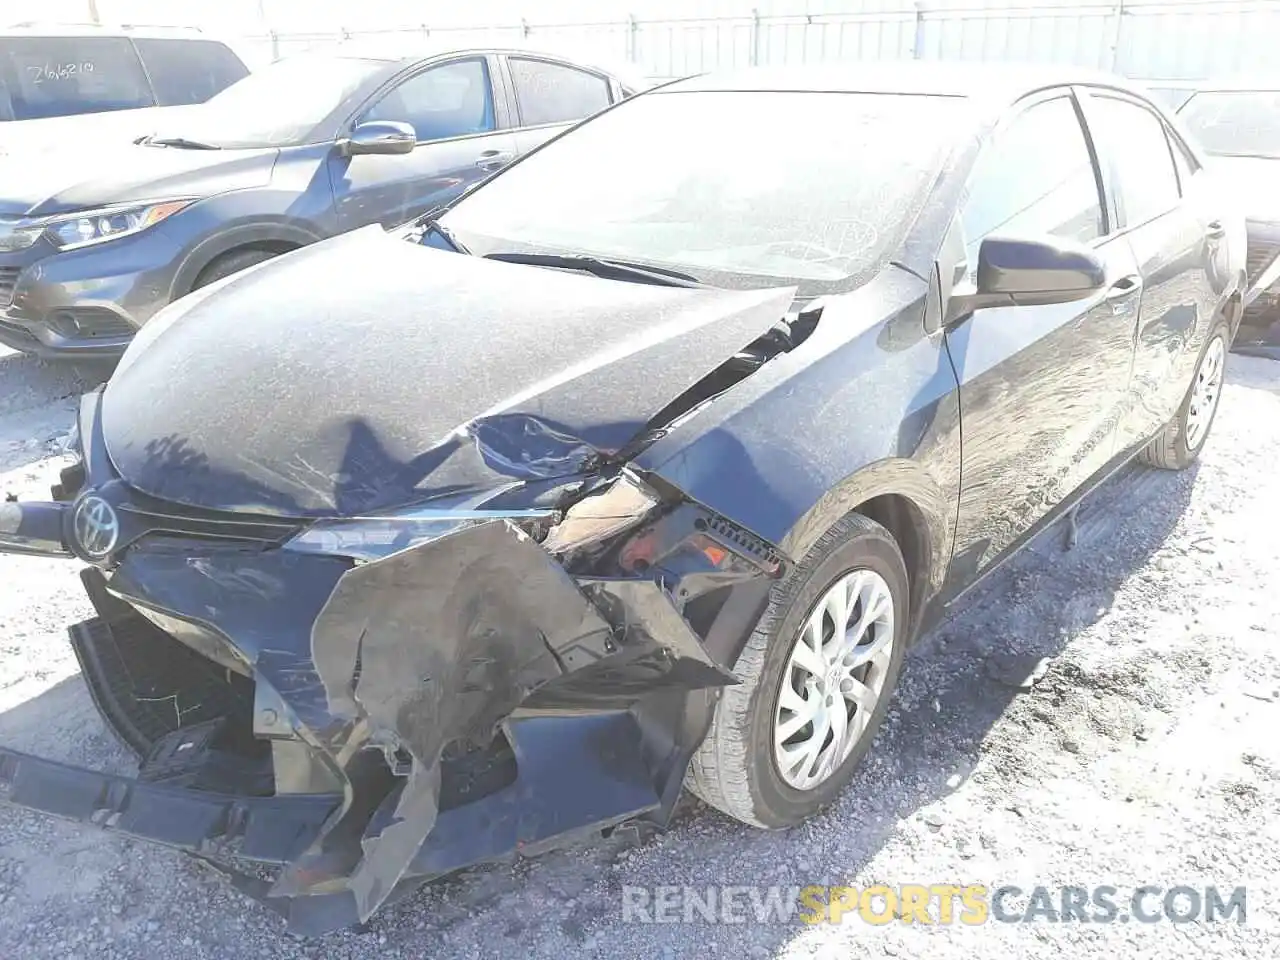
1140 318 1230 471
687 512 909 828
191 248 280 291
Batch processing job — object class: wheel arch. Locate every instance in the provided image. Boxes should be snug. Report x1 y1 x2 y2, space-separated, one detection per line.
774 458 955 644
171 222 323 299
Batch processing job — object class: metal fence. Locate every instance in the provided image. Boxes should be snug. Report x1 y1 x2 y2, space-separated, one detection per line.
20 0 1280 106
213 1 1280 105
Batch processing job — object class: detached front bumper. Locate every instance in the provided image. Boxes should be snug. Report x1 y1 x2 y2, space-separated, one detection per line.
0 487 776 934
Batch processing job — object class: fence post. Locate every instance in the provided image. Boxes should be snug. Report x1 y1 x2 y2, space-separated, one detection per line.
269 29 279 62
1107 0 1127 72
627 14 638 63
751 7 762 66
913 1 927 59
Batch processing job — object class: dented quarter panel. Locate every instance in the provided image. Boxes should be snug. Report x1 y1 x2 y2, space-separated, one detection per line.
98 229 796 519
634 266 963 626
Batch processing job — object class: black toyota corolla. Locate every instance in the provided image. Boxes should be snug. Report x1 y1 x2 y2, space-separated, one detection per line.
0 63 1245 933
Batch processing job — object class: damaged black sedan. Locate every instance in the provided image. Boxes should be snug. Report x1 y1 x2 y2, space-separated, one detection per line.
0 63 1245 933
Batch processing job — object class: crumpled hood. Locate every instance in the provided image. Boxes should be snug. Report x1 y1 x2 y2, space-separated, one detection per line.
101 227 795 518
1206 155 1280 224
0 135 276 217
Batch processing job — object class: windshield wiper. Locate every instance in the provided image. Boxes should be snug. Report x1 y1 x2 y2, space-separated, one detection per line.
482 252 703 288
414 218 468 253
141 136 221 150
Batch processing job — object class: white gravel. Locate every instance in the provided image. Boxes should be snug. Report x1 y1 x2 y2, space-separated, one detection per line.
1 342 1278 959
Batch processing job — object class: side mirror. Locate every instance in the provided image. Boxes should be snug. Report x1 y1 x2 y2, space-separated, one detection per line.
341 120 417 157
945 235 1107 324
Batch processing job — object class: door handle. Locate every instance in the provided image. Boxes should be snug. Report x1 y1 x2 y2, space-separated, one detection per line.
1206 220 1226 240
1105 274 1143 301
476 150 513 171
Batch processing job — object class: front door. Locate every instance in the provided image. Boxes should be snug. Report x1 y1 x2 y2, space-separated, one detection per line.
328 56 517 230
942 90 1142 587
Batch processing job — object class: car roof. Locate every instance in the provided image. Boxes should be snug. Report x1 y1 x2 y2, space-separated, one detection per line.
0 22 222 42
662 60 1147 105
1179 78 1280 94
317 38 645 85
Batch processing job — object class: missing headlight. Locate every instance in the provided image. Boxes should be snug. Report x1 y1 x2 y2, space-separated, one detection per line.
540 471 660 556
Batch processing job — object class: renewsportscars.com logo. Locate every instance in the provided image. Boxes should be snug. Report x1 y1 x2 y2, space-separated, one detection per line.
620 884 1248 926
797 884 1248 925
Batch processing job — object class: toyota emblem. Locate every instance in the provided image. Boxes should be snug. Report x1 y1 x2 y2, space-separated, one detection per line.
72 494 120 559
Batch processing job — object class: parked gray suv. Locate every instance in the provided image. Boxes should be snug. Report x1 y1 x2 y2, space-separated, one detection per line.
0 46 636 360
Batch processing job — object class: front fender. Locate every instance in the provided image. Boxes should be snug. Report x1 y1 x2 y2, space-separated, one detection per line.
634 267 963 630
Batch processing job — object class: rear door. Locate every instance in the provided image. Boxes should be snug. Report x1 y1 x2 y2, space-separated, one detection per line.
1077 89 1228 451
943 89 1142 585
328 55 518 231
501 55 617 156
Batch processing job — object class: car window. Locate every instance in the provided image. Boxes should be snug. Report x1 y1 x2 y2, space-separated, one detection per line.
509 57 612 127
146 54 386 149
0 36 154 120
1087 96 1181 228
1178 90 1280 159
134 38 248 107
960 95 1104 270
362 58 495 142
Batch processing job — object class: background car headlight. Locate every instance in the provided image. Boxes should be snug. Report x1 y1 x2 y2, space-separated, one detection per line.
43 200 195 251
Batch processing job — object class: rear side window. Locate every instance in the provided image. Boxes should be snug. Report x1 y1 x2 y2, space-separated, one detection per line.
1178 90 1280 159
0 36 154 120
509 58 612 127
135 38 248 107
363 58 495 142
960 95 1104 269
1087 96 1181 227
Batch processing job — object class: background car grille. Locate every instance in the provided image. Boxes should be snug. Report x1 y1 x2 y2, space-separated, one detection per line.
0 267 19 309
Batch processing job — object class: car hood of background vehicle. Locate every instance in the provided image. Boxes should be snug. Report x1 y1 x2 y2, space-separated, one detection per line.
1207 155 1280 223
0 138 277 217
0 104 196 163
100 227 796 518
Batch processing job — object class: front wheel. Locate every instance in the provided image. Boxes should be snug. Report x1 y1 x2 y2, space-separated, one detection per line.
1140 320 1229 470
191 248 280 291
687 512 908 828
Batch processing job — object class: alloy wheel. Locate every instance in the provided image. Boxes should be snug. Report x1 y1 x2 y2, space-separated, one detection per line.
1185 335 1225 451
773 569 896 791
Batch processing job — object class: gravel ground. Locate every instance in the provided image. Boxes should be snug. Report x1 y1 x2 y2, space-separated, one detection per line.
1 342 1278 959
